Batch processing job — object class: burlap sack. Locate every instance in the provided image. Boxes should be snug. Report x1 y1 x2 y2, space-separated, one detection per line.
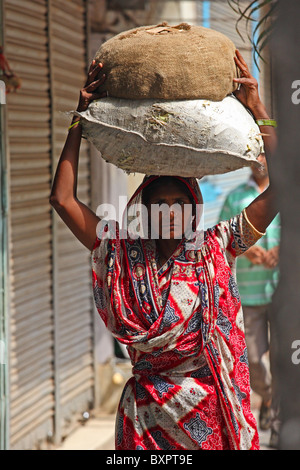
75 96 262 177
94 23 239 101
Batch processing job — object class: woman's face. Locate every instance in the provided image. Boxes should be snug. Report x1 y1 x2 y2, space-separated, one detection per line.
145 180 194 240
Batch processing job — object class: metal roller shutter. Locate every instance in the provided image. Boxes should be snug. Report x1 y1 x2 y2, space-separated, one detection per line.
4 0 54 449
209 1 253 69
48 0 95 442
5 0 94 449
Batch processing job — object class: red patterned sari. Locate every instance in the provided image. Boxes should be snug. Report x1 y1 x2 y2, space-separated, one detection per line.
91 176 260 450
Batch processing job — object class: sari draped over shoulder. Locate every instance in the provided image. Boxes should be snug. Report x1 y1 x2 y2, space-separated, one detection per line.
91 176 261 450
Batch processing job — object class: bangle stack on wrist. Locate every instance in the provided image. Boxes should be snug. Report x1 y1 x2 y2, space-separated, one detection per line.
255 119 277 128
68 120 81 131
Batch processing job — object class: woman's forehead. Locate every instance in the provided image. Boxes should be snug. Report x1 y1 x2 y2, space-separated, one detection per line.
148 183 192 203
152 180 190 194
140 175 202 206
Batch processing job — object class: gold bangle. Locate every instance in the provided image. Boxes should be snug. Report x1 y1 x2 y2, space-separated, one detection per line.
256 119 277 128
243 208 266 237
68 120 81 131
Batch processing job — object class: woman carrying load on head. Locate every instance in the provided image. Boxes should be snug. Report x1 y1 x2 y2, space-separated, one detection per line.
50 50 278 450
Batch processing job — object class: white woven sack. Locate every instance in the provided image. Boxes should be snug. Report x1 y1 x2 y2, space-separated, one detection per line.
76 95 262 177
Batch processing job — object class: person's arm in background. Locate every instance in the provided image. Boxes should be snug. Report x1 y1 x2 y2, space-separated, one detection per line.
50 60 106 251
219 195 232 223
244 245 267 265
233 50 278 234
263 245 280 269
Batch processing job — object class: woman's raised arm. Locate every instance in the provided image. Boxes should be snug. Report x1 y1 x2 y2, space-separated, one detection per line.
233 49 278 234
50 60 106 251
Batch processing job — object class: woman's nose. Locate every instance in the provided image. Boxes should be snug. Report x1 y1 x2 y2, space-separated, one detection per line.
169 208 177 222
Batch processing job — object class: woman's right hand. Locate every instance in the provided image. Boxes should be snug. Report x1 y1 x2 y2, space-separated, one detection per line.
76 60 107 113
50 59 107 252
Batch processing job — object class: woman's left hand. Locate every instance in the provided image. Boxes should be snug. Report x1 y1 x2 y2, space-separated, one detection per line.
233 49 264 116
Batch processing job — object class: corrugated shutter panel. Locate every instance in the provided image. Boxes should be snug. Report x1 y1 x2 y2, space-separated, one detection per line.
5 0 54 449
5 0 94 449
49 0 95 439
210 1 253 69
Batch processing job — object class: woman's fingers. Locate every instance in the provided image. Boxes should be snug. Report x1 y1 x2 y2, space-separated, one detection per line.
88 59 96 73
235 49 247 63
85 60 96 85
234 58 250 77
77 61 107 112
235 49 248 68
90 62 103 79
85 74 106 92
85 61 103 86
234 49 251 77
233 77 257 85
